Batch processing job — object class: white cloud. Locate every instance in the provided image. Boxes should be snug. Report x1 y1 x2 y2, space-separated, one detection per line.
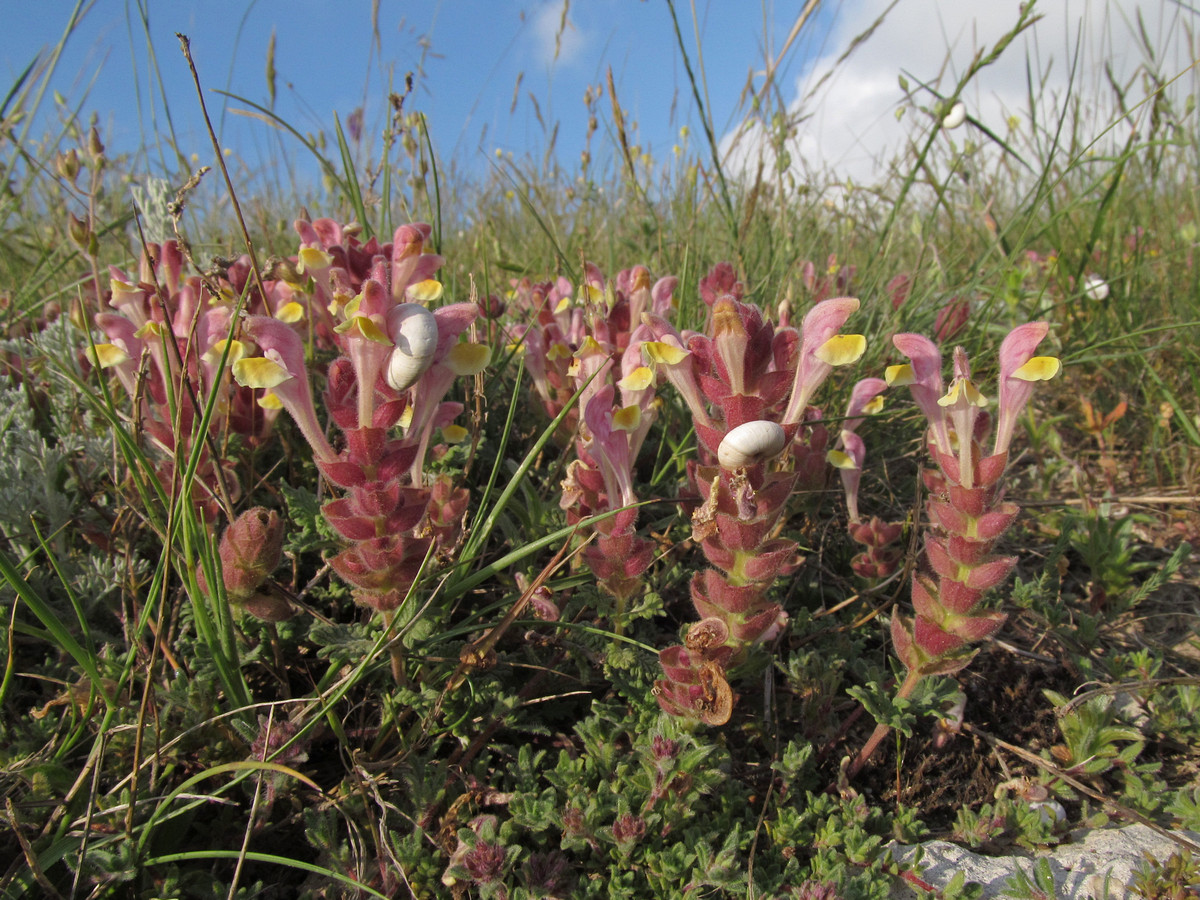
722 0 1197 191
528 1 587 69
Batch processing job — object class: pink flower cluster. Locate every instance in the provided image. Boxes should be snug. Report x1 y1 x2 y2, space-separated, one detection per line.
886 323 1060 675
645 264 866 724
827 378 904 580
507 264 678 624
89 240 295 518
234 221 486 617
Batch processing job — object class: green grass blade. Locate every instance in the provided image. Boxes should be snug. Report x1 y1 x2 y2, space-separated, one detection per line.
0 547 114 706
332 111 369 236
141 851 391 899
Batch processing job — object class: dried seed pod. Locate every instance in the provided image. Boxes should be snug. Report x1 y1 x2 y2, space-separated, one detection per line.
386 303 438 391
717 420 787 469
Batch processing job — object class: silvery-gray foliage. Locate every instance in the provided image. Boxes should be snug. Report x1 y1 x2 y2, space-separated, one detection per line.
0 318 141 612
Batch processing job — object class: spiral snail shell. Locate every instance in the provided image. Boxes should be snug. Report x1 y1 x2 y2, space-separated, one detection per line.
716 420 787 469
385 303 439 391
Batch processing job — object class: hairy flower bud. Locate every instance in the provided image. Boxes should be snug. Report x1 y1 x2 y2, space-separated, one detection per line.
463 841 506 884
611 813 647 846
219 507 284 602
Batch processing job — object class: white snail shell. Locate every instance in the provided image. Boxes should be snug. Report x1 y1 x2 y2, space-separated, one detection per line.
942 100 967 130
1082 274 1110 302
717 420 787 469
386 303 439 391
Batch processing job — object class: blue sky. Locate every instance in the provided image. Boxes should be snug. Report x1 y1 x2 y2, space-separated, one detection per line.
4 1 1189 197
2 1 839 185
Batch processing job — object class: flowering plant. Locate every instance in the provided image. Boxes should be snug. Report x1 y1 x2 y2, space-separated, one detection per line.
850 322 1060 772
233 221 487 680
647 264 866 724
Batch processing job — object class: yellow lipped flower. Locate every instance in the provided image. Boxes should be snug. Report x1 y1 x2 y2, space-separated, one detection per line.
297 246 333 273
885 363 916 386
617 366 655 392
938 377 988 408
612 404 642 432
134 320 166 340
642 341 690 367
274 301 305 324
87 343 130 369
340 292 362 319
257 391 284 410
441 424 469 444
333 315 390 344
574 335 605 357
109 278 143 303
447 342 491 376
232 355 293 390
826 448 857 470
815 334 866 366
202 338 247 366
1012 356 1061 382
407 279 444 303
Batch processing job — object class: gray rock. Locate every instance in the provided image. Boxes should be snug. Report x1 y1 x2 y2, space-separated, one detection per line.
890 824 1200 900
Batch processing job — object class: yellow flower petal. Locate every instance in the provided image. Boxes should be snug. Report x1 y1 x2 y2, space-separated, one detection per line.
938 378 988 408
202 338 247 366
815 334 866 366
617 366 655 392
441 424 469 444
134 320 166 340
553 297 571 315
546 343 573 362
333 315 390 344
257 391 283 410
447 342 491 376
643 341 690 366
109 278 142 303
1012 356 1061 382
327 290 354 318
863 395 885 414
88 343 130 368
826 449 857 470
407 279 444 303
398 404 414 429
963 380 988 406
274 301 305 324
612 404 642 432
574 335 605 358
885 364 915 386
232 356 292 390
298 247 333 273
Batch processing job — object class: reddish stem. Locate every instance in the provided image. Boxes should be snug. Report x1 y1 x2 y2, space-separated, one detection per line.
847 669 923 779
